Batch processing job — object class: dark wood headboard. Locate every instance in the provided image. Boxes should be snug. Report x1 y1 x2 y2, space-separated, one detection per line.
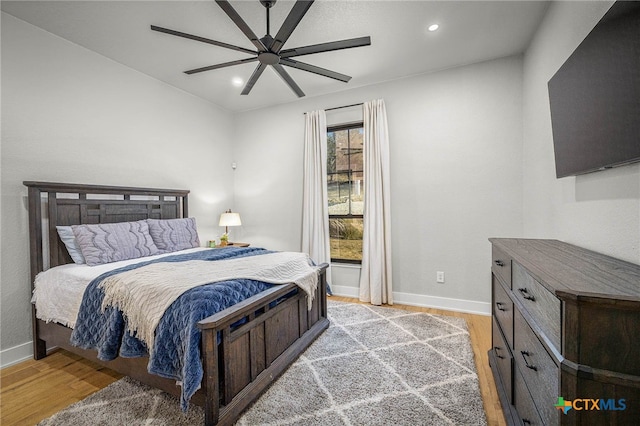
23 181 190 286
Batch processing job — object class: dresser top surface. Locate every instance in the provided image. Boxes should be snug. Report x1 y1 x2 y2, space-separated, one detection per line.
490 238 640 301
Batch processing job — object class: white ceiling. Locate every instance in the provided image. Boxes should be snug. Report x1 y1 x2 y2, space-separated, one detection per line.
1 0 549 112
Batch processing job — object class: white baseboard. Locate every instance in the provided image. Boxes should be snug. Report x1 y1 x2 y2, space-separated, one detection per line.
329 285 359 298
330 286 491 316
0 341 33 369
393 291 491 316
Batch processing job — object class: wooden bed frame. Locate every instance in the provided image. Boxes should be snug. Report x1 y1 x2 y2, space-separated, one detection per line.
24 181 329 426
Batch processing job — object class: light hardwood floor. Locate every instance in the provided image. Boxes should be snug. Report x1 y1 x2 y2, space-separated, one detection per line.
1 297 506 425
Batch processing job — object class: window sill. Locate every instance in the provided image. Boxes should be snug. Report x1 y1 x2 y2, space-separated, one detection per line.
330 262 362 269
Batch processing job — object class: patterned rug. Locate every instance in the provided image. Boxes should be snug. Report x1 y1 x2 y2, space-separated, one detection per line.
38 301 487 425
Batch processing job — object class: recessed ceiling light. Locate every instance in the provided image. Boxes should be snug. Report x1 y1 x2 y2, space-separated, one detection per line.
232 77 243 87
428 24 439 32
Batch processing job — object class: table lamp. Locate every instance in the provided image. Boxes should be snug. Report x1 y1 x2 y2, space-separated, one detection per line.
219 209 242 245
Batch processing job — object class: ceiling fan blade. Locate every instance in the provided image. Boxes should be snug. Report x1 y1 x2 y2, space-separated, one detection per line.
185 57 259 75
280 58 351 83
215 0 267 52
241 63 268 95
280 36 371 58
150 25 256 55
271 0 314 53
272 64 305 97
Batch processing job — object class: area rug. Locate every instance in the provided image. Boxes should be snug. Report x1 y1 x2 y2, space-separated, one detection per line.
38 301 487 425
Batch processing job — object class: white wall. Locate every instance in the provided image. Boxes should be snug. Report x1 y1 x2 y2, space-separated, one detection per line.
233 55 524 312
0 13 235 363
522 1 640 264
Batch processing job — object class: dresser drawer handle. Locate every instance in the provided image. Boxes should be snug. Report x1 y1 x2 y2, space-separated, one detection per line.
495 302 506 311
494 346 505 359
494 260 505 267
518 288 536 301
520 351 538 371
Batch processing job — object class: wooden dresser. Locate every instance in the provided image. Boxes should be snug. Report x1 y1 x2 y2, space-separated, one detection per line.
488 239 640 425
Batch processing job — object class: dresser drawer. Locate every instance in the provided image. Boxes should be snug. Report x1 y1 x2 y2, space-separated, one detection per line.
513 263 561 349
492 317 513 404
514 308 558 426
492 245 512 288
514 367 544 426
493 277 514 349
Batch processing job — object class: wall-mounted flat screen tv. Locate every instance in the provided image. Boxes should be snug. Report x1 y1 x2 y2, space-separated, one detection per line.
548 1 640 178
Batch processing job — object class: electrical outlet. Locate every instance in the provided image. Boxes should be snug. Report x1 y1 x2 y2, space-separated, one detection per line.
436 271 445 283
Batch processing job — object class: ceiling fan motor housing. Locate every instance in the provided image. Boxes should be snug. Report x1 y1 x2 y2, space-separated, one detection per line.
258 52 280 65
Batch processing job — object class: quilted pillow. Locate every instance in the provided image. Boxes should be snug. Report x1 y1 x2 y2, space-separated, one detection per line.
56 226 86 264
146 217 200 253
72 220 160 266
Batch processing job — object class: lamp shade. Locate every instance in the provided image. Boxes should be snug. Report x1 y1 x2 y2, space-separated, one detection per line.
219 212 242 227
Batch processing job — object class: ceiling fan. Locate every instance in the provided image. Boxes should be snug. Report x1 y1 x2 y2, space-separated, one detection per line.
151 0 371 97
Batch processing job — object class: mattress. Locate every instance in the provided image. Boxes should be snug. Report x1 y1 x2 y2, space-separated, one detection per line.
32 247 209 328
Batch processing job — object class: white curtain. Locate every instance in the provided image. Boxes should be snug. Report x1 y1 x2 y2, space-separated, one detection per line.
302 110 331 286
359 99 393 305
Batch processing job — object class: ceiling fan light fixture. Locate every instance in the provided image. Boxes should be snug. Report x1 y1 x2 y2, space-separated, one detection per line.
428 23 440 32
232 77 244 87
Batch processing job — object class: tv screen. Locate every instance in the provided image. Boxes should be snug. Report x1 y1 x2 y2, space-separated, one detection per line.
548 1 640 178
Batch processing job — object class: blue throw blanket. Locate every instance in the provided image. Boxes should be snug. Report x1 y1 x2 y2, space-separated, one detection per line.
70 247 274 410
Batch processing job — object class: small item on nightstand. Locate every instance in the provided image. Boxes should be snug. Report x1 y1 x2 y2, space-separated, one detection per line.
208 240 216 248
219 233 228 247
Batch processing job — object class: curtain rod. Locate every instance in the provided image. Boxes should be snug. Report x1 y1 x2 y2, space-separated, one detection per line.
325 102 363 112
303 102 363 115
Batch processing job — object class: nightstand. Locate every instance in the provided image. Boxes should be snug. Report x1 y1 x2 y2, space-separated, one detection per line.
226 242 250 247
207 241 250 248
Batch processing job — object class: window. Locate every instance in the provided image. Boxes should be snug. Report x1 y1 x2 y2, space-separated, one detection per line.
327 123 364 263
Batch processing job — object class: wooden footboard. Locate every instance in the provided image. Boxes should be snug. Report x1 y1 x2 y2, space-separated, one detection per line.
198 264 329 426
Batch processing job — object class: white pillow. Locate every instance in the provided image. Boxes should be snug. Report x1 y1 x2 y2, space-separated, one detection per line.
56 226 86 264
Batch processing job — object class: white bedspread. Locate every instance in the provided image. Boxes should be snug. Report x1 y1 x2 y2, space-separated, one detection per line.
99 251 318 350
32 248 208 328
